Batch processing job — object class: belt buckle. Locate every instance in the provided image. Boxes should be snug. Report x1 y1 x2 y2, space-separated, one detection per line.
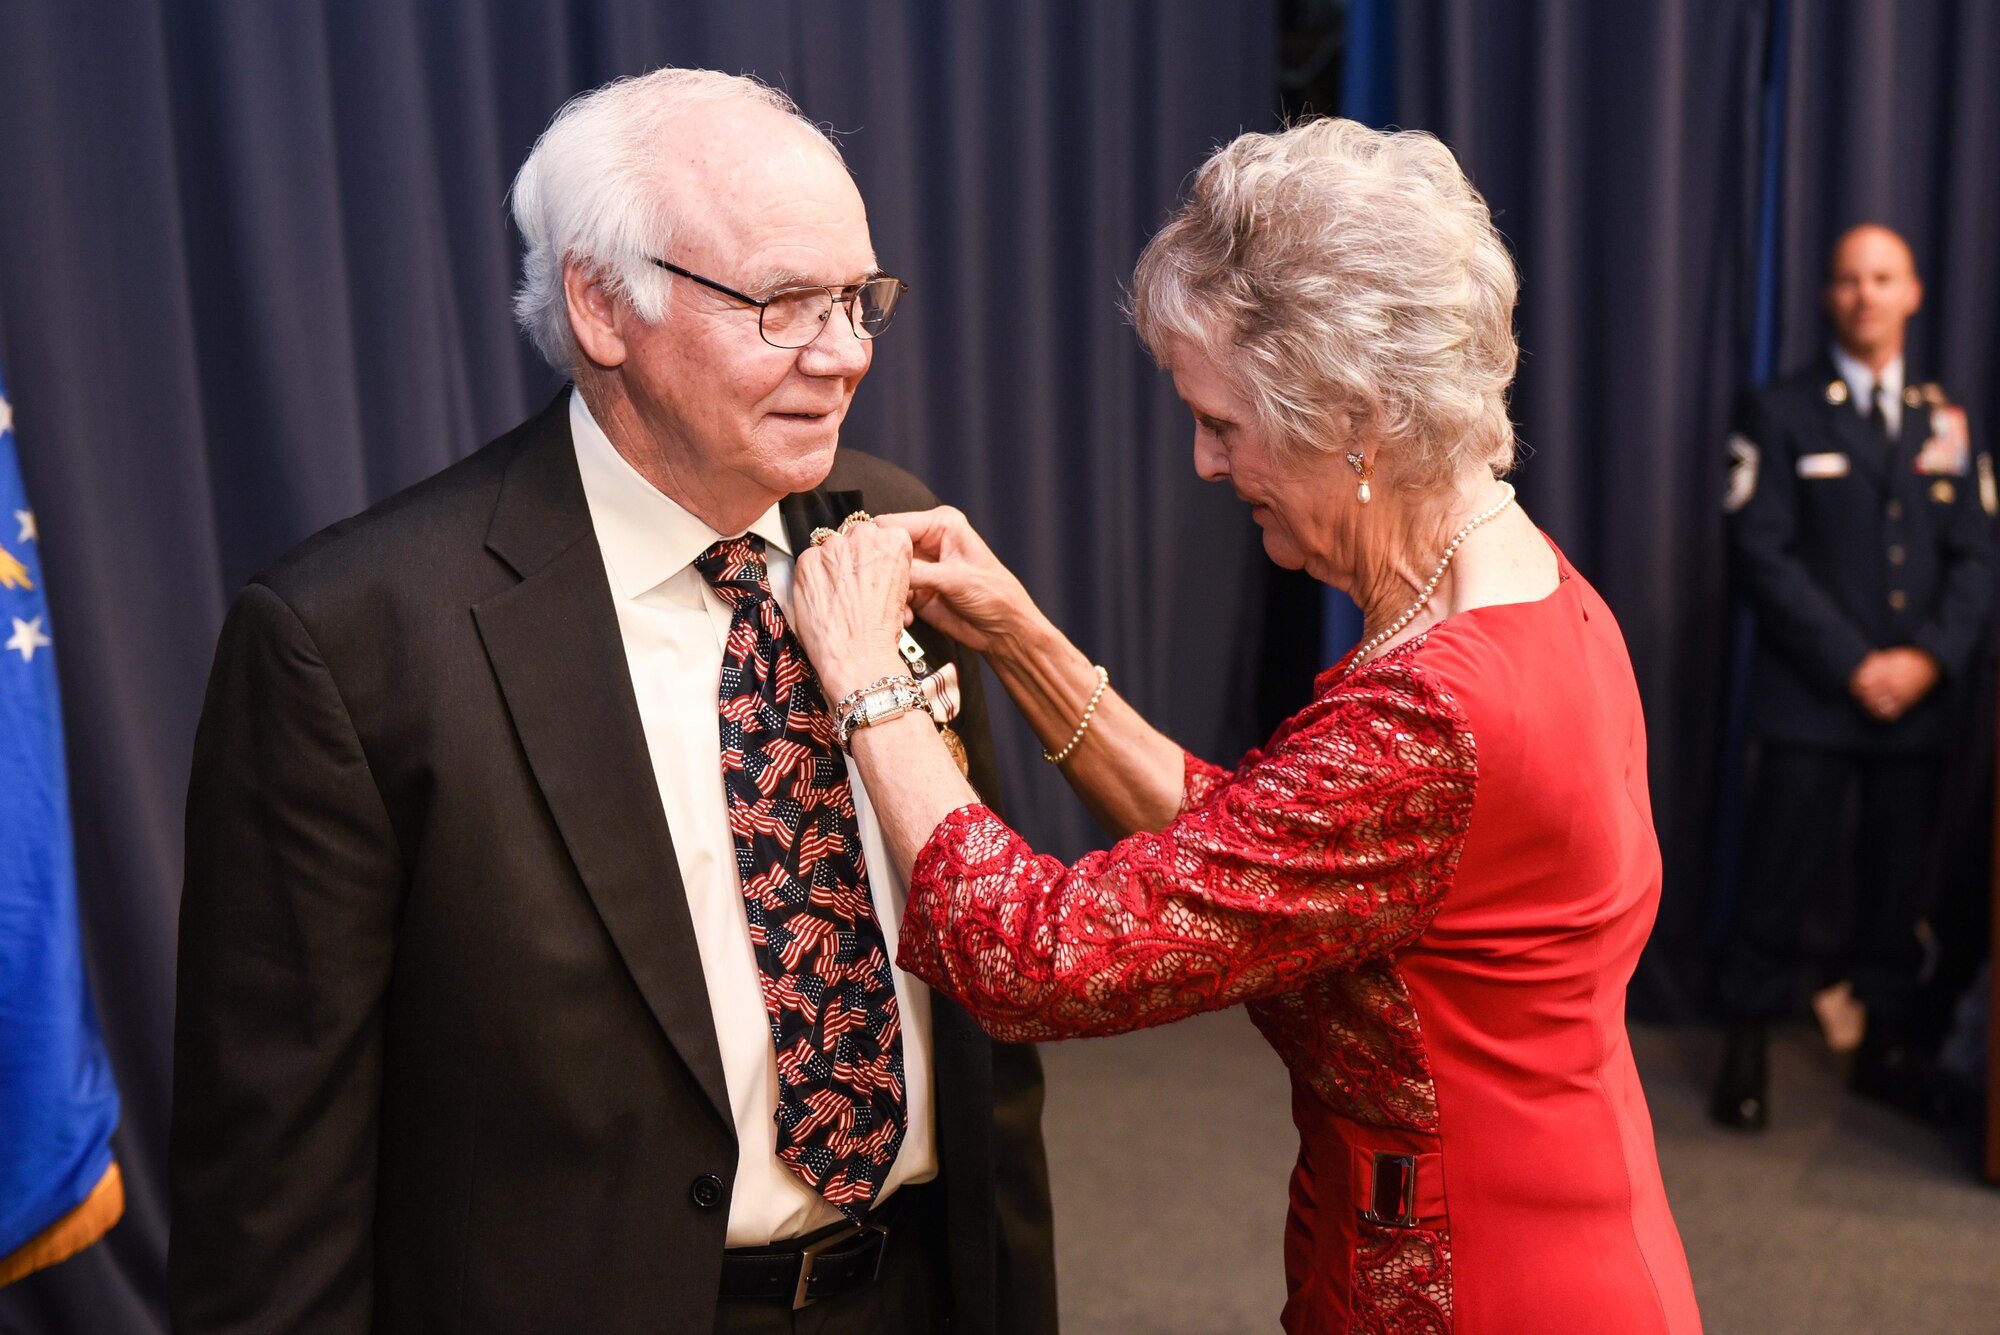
792 1221 887 1310
1358 1151 1420 1229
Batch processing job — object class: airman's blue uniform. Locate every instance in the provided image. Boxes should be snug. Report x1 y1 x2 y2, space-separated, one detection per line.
1718 354 1994 1032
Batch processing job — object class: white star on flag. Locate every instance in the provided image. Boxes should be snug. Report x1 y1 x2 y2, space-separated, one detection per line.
8 615 52 663
0 395 12 437
15 510 34 543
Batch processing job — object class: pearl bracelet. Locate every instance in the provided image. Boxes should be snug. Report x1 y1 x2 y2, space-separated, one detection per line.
1043 664 1110 765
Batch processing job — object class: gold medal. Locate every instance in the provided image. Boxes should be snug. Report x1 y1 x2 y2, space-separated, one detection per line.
896 631 966 773
937 723 970 777
1931 478 1956 505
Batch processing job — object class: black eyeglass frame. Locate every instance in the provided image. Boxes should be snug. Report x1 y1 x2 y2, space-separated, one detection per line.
649 257 909 348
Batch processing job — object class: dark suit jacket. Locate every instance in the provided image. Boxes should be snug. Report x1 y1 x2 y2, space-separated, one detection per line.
1726 356 1996 754
170 393 1057 1333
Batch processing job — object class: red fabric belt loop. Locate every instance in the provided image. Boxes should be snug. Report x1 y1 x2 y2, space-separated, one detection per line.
1349 1145 1448 1228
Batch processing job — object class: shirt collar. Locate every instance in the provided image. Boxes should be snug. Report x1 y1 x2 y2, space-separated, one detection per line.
1829 343 1904 407
569 390 793 601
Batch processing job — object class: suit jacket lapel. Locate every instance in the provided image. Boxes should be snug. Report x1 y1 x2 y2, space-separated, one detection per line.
473 396 732 1129
778 487 866 554
1814 358 1889 482
1894 382 1931 470
1830 405 1892 480
779 484 966 690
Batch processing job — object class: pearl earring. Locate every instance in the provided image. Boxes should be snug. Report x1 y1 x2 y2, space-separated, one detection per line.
1346 450 1373 505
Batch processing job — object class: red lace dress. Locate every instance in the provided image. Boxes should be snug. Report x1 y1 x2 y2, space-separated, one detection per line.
898 546 1702 1334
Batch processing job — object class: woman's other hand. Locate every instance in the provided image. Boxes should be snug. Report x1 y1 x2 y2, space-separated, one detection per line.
791 520 914 701
876 507 1043 657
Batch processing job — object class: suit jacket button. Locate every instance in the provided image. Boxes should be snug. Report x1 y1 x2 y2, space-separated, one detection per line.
691 1174 726 1209
1888 544 1906 566
1888 589 1908 611
1886 499 1904 521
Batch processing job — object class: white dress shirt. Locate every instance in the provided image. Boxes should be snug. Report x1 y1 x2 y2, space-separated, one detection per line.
568 392 937 1246
1831 343 1906 438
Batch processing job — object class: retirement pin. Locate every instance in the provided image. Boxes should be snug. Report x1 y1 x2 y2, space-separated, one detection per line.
898 629 969 777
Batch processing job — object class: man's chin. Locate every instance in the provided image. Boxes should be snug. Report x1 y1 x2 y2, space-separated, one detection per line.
774 435 844 494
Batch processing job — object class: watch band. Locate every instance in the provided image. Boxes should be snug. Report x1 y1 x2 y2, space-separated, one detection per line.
834 675 924 749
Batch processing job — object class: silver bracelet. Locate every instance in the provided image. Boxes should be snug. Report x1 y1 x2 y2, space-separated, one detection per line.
833 675 924 749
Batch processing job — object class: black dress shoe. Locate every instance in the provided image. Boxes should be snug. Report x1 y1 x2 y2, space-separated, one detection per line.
1849 1026 1910 1103
1849 1027 1966 1124
1709 1021 1769 1131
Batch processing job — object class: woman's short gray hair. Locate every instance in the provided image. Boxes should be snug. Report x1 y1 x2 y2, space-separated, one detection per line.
1132 118 1519 486
508 68 843 372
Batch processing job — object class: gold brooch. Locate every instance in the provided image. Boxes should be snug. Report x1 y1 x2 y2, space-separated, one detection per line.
1825 380 1850 405
1931 479 1956 505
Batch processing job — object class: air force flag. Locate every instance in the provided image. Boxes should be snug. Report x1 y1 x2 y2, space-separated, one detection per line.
0 366 122 1284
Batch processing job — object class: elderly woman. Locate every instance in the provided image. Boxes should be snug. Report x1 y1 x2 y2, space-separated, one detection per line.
790 120 1702 1333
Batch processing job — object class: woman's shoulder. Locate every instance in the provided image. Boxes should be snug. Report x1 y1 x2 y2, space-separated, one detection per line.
1270 644 1481 782
1315 542 1630 738
1398 548 1643 766
1311 638 1468 718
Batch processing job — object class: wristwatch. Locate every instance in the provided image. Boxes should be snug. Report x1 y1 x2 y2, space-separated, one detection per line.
833 675 925 749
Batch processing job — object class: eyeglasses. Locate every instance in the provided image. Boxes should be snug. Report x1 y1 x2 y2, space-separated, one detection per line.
649 258 909 349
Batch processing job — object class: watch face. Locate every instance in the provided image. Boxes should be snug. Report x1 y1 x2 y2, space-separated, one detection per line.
848 677 921 738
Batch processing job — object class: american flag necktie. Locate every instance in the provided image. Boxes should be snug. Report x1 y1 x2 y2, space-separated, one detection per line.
693 535 906 1220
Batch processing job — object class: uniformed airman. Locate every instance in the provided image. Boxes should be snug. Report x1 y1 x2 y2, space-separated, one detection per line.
1712 223 1995 1130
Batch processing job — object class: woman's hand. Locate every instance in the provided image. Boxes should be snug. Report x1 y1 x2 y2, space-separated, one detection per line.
875 507 1044 659
790 519 916 702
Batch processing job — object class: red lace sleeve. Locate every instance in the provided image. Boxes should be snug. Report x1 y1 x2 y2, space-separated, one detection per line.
896 656 1477 1042
1181 750 1234 810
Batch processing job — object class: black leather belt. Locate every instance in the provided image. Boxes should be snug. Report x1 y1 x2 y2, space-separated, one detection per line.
718 1184 927 1310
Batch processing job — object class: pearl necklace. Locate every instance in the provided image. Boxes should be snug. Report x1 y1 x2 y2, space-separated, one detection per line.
1346 483 1518 671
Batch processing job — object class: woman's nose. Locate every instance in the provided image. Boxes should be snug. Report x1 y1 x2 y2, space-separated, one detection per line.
1193 435 1228 482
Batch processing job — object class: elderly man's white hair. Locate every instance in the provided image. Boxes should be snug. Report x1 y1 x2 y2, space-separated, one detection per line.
509 67 845 372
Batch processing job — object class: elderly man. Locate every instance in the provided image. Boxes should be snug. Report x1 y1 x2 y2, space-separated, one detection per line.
170 69 1056 1333
1712 223 1995 1130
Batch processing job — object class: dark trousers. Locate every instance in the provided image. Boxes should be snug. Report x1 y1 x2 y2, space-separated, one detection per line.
1718 741 1943 1024
712 1188 950 1335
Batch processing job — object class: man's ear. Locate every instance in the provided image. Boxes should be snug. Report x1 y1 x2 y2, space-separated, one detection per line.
564 261 628 369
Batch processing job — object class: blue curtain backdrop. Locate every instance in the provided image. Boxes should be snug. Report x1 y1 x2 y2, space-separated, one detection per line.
0 5 1273 1330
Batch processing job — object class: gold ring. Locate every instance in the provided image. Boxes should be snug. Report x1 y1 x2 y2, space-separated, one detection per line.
837 510 874 535
809 526 839 547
